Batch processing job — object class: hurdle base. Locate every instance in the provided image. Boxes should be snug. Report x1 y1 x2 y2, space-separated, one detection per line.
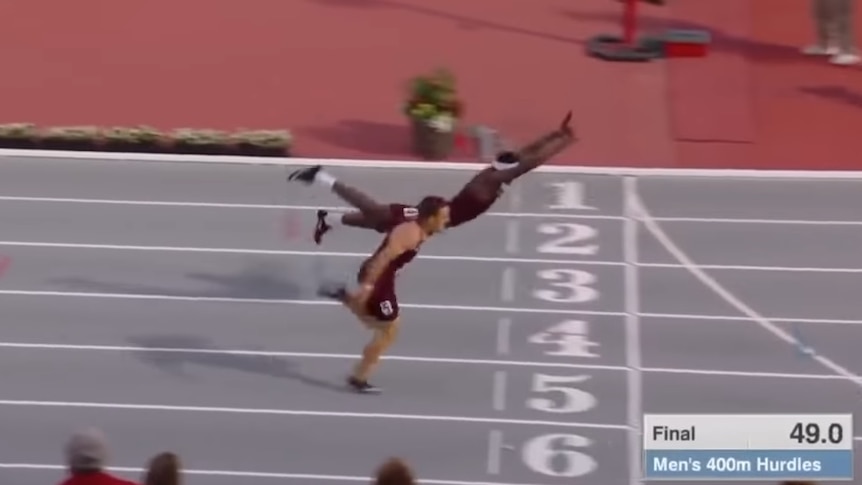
661 29 711 58
586 34 664 62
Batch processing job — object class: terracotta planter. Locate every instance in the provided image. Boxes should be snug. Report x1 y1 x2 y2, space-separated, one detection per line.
410 119 454 160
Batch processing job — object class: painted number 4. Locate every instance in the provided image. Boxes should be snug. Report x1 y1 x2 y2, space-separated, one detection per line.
529 320 599 358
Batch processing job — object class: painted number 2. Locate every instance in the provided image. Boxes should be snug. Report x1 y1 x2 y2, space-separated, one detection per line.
548 181 596 211
536 223 599 255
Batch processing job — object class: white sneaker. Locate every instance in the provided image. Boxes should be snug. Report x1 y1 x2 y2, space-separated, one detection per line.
801 44 840 56
830 52 861 65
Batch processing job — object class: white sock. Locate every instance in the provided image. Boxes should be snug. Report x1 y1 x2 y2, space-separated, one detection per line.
314 170 337 189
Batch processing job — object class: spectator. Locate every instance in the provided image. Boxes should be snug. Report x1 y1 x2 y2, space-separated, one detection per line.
143 452 181 485
373 457 415 485
802 0 859 65
59 427 138 485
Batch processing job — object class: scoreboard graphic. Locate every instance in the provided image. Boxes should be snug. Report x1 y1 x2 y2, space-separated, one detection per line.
642 414 854 481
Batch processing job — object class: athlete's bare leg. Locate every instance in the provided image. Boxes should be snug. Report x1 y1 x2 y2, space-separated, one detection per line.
288 166 390 222
352 318 400 384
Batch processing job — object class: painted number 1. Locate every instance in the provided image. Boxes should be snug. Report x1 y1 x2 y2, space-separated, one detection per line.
548 181 596 211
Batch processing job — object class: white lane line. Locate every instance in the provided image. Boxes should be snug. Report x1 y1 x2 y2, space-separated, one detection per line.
0 463 543 485
0 290 619 316
504 221 520 254
492 371 507 411
0 399 629 429
630 188 862 390
5 240 862 273
10 195 862 226
622 176 643 485
496 318 512 355
640 312 862 326
0 241 622 266
644 262 862 273
0 342 851 380
0 196 621 220
486 430 503 475
652 216 862 226
499 267 516 302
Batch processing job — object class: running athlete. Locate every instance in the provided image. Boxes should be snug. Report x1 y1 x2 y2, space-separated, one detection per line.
287 111 574 243
317 195 450 394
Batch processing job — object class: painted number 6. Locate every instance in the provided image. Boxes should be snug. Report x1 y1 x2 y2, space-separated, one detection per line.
522 433 597 477
533 269 598 303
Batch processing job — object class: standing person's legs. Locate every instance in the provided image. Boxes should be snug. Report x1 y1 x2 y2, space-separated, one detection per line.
831 0 861 64
803 0 840 55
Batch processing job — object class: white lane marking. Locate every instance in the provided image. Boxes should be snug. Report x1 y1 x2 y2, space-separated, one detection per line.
0 196 622 220
644 262 862 273
492 371 507 412
7 196 862 226
5 240 862 273
504 220 520 254
486 430 503 475
0 290 619 316
640 312 862 326
652 216 862 226
0 241 622 266
0 342 851 380
496 318 512 355
0 463 545 485
0 399 629 429
622 176 643 485
499 267 516 302
630 188 862 390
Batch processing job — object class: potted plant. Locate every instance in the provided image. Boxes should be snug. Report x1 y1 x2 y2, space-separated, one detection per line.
230 129 292 157
169 128 231 155
102 126 165 153
0 123 39 149
403 68 464 160
39 126 101 151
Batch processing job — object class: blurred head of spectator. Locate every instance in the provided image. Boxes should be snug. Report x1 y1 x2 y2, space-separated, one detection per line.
143 452 182 485
60 427 137 485
374 457 415 485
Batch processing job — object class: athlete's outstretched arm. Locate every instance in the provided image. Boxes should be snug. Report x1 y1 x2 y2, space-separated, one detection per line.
492 111 576 184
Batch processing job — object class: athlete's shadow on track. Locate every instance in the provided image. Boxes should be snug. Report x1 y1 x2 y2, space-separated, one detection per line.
127 334 352 394
49 261 312 300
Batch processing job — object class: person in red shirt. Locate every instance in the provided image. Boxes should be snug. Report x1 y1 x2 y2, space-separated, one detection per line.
58 428 138 485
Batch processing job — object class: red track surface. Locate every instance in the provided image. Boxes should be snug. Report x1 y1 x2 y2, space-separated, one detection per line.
1 0 860 169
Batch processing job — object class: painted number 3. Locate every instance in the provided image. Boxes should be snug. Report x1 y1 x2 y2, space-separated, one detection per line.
533 269 598 303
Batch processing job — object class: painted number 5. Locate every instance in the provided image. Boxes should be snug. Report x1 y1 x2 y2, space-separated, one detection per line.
533 269 598 303
522 434 597 477
528 374 596 413
537 223 599 256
